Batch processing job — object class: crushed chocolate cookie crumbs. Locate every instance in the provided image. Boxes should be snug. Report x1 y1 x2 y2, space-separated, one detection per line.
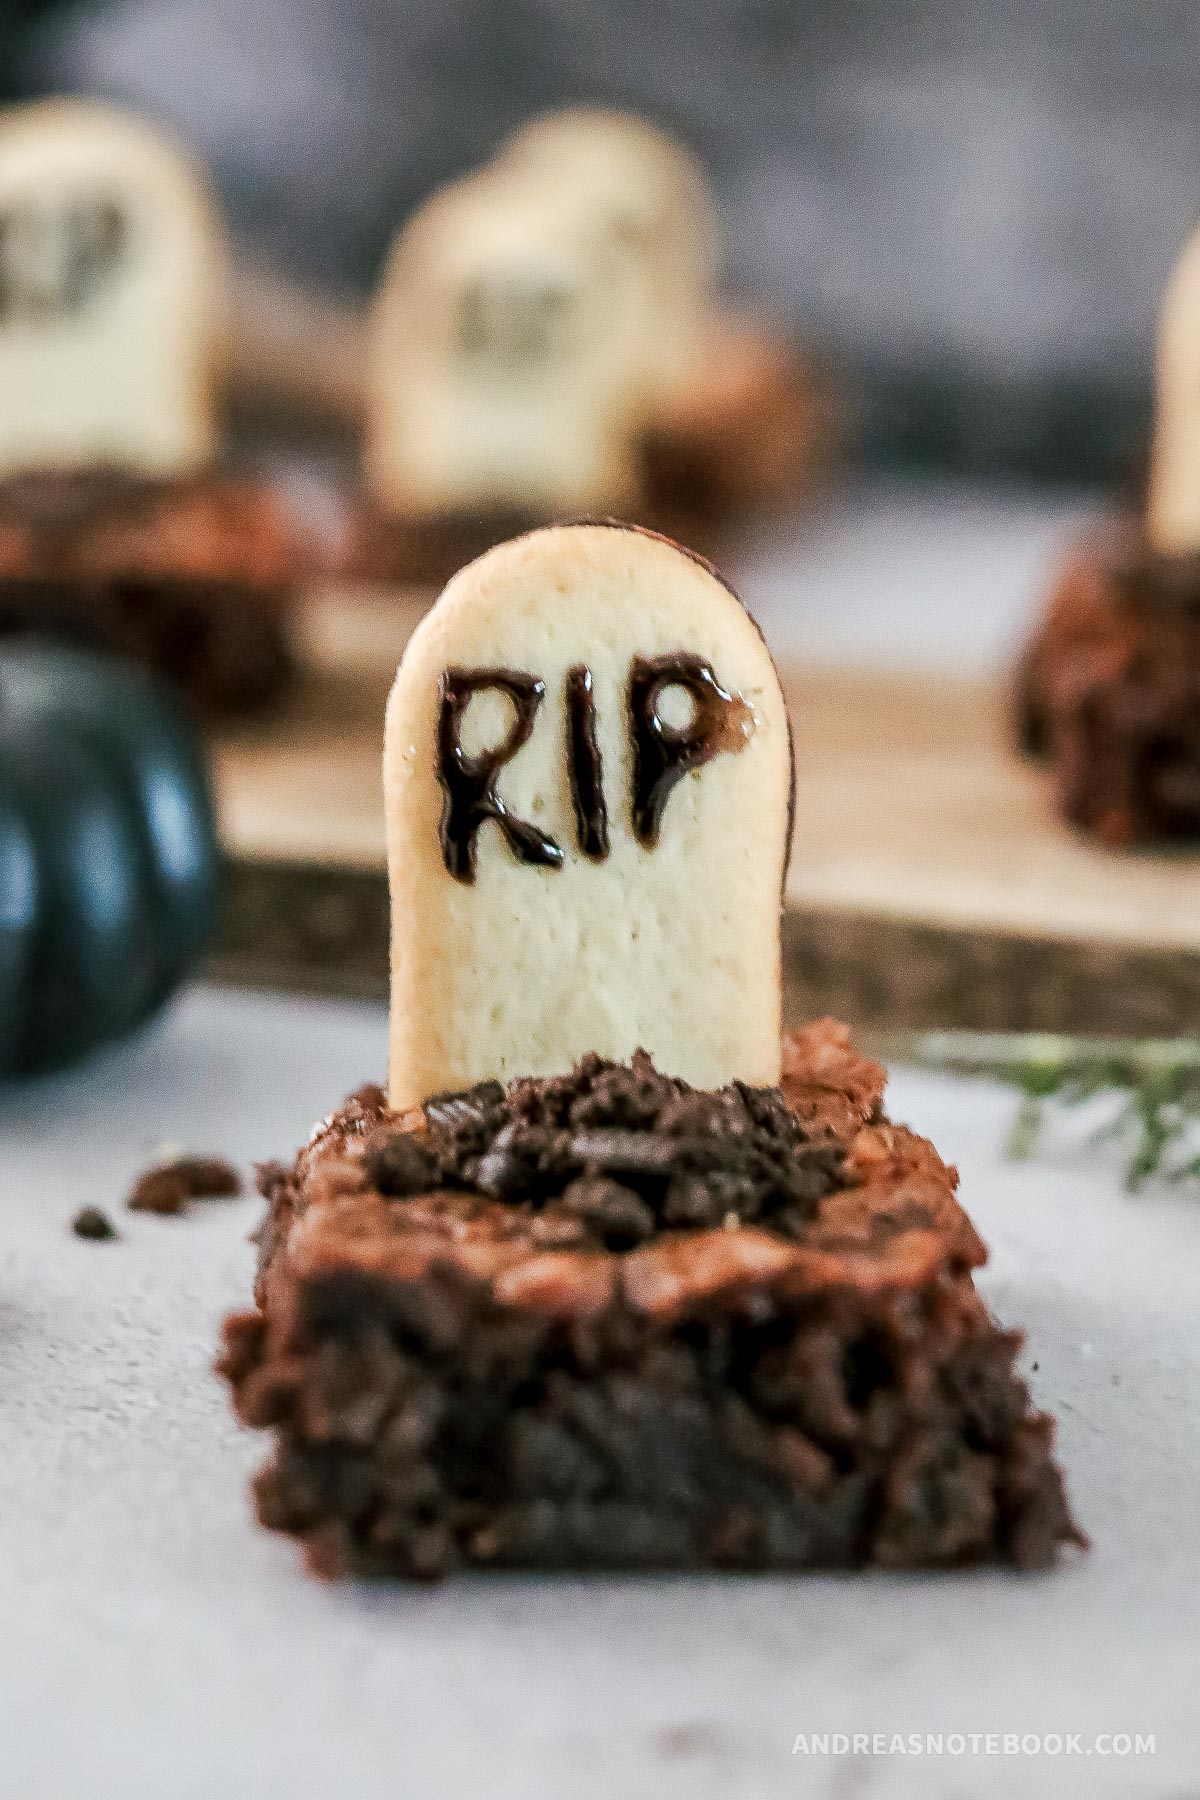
363 1050 846 1246
71 1206 118 1241
128 1154 242 1216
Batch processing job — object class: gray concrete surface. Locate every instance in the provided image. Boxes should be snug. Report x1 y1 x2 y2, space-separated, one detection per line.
2 986 1198 1799
730 477 1097 677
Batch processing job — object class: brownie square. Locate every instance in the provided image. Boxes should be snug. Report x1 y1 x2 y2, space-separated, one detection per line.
219 1020 1081 1580
0 469 302 714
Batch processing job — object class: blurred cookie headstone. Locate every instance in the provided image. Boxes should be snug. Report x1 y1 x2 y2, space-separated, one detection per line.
353 107 827 585
499 107 719 412
366 170 648 519
0 99 227 477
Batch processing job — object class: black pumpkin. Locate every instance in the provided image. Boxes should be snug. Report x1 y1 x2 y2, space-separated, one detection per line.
0 641 219 1075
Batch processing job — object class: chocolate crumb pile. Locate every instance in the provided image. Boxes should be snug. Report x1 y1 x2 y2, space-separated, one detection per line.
364 1050 845 1248
128 1154 242 1217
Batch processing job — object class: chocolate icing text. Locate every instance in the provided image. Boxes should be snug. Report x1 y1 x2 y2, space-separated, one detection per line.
0 194 128 321
436 655 752 882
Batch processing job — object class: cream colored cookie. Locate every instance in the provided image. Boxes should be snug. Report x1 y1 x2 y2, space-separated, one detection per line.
385 522 792 1108
0 99 227 478
500 106 720 407
1148 223 1200 553
366 168 651 518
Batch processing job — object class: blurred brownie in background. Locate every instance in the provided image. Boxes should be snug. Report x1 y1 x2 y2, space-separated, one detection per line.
1017 525 1200 846
0 468 303 714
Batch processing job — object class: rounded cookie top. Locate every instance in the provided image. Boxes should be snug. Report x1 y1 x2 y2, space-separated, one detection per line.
366 172 651 518
385 521 793 1107
0 98 228 480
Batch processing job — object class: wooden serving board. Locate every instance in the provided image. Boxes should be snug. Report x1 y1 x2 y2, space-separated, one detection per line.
208 586 1200 1036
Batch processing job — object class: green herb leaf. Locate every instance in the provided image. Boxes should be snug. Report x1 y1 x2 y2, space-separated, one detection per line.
879 1031 1200 1189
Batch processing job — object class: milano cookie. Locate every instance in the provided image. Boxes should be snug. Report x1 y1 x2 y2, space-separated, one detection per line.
1148 221 1200 555
500 106 720 410
365 171 649 519
384 522 792 1107
0 99 227 479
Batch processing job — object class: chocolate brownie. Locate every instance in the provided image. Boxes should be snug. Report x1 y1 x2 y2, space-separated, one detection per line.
220 1020 1080 1580
1017 523 1200 844
0 469 304 714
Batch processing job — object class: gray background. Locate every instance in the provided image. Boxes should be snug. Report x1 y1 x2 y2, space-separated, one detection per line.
17 0 1200 474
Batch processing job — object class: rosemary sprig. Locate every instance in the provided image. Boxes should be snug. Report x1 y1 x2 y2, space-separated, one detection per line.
885 1031 1200 1190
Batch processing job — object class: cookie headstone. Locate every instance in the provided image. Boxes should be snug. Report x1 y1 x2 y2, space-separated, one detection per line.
365 171 648 518
501 107 720 409
0 100 226 478
384 522 792 1108
1148 224 1200 553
